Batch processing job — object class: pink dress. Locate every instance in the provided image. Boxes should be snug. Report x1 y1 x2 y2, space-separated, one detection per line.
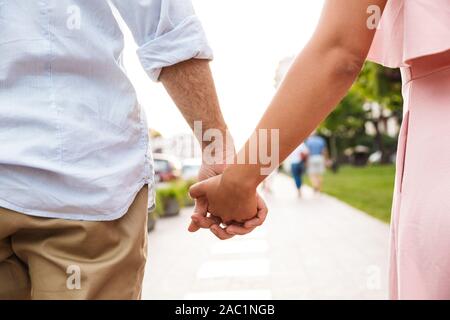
367 0 450 299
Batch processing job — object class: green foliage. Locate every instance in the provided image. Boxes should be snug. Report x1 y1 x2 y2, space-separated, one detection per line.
319 62 403 160
154 188 168 217
154 180 195 216
318 91 369 155
180 179 197 206
354 62 403 113
320 91 367 137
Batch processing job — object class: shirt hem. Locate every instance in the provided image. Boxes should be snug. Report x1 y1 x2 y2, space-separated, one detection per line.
0 179 153 222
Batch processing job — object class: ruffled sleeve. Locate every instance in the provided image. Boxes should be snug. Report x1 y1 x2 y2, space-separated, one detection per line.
367 0 450 68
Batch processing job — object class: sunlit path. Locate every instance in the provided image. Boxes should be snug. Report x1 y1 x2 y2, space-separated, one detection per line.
142 174 389 300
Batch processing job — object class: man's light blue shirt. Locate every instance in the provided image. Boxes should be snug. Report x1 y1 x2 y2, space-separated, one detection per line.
0 0 212 220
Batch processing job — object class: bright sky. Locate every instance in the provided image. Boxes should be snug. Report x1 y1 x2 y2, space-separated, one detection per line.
122 0 325 148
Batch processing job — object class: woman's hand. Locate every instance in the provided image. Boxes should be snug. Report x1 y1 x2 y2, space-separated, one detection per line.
188 171 268 240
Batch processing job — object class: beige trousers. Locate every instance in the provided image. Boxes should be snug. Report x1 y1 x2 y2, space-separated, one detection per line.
0 186 148 300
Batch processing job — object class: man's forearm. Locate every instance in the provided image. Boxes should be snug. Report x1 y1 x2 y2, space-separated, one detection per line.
159 59 228 150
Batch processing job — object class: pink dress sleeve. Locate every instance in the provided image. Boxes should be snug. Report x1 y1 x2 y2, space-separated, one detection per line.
367 0 450 68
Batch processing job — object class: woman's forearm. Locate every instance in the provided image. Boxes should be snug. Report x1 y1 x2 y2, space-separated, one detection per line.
223 44 364 189
221 0 387 190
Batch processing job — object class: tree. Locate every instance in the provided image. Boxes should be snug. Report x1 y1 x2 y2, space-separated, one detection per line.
319 62 403 164
352 62 403 163
318 91 367 162
274 57 403 164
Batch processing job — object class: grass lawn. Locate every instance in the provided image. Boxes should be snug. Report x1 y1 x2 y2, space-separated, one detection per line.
313 165 396 223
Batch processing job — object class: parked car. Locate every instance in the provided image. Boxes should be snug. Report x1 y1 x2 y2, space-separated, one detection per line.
152 153 181 183
181 158 202 181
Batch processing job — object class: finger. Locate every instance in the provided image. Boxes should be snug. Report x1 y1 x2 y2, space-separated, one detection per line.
190 213 220 229
209 214 222 225
210 225 234 240
188 180 207 199
226 224 256 236
188 220 199 233
189 200 224 232
188 198 208 232
244 195 268 228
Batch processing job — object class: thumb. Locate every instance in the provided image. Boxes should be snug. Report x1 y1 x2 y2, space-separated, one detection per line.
189 180 208 199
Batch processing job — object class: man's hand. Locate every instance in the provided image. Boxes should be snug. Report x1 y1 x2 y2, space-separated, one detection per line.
159 59 267 238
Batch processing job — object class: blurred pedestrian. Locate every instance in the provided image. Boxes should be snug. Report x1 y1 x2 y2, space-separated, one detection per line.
289 143 309 197
305 133 328 193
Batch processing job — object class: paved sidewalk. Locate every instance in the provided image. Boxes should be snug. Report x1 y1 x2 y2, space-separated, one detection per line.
142 174 390 300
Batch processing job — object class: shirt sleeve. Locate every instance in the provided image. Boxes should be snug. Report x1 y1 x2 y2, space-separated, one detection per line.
111 0 213 81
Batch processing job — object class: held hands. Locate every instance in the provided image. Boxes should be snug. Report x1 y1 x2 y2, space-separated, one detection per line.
188 164 268 240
